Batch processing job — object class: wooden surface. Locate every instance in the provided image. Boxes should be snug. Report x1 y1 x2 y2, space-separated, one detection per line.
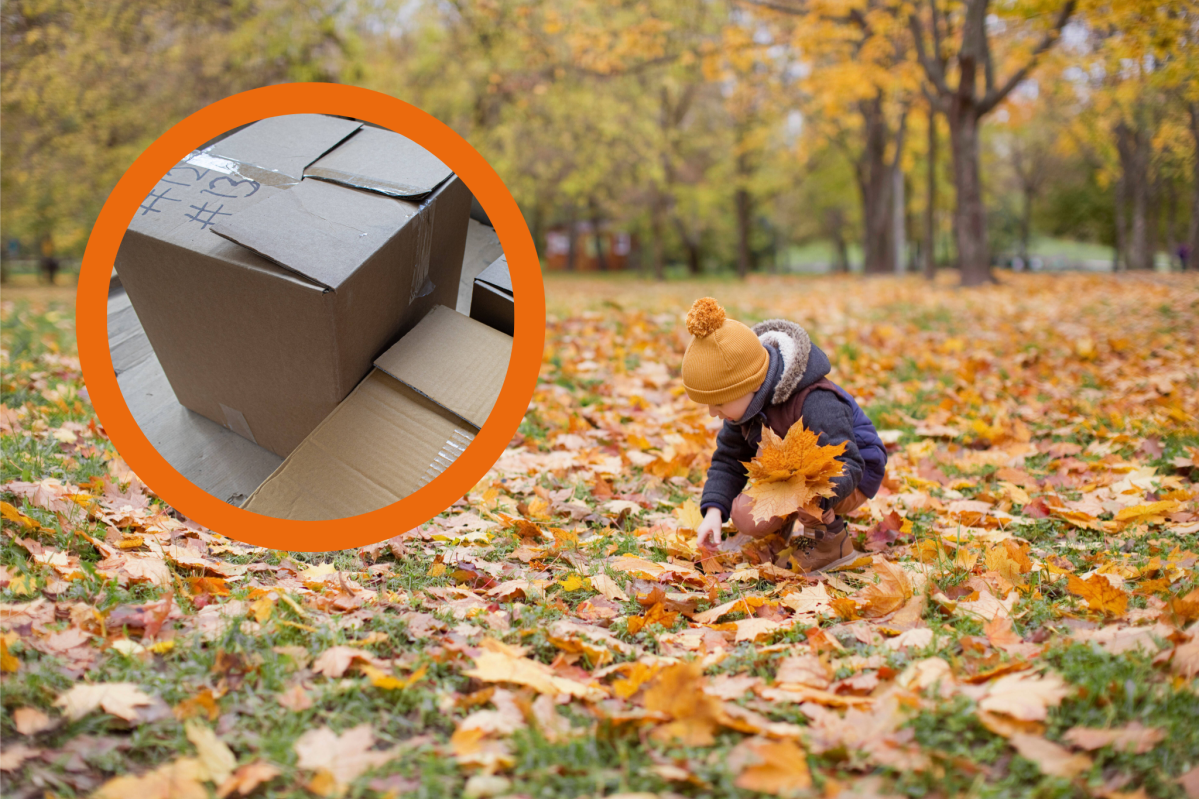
111 219 503 507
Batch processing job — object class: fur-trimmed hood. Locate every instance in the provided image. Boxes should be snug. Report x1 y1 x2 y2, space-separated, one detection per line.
751 319 829 404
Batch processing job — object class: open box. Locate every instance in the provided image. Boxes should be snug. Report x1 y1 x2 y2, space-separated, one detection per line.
470 255 514 336
117 114 472 458
243 305 512 520
116 114 513 520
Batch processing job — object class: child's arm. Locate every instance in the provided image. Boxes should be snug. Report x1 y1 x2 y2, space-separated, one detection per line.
699 421 755 522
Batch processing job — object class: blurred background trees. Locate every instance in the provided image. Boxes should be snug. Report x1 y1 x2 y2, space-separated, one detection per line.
2 0 1196 284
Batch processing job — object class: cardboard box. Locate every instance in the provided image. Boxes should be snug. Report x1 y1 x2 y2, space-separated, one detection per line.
117 114 472 457
243 305 512 520
470 255 514 336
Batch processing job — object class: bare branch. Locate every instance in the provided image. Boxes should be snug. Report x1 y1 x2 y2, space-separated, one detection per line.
979 0 1077 115
930 0 944 65
910 7 950 97
983 20 995 95
733 0 807 15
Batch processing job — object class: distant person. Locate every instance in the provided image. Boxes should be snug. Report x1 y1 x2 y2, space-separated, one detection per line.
1178 244 1191 272
39 234 60 285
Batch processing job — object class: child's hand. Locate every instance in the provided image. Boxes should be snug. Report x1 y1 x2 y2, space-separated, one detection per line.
697 507 725 549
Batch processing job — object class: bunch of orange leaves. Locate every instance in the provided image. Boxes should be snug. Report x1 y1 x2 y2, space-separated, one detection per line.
742 418 845 524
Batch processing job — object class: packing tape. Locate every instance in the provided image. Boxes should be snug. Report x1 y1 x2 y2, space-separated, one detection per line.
219 404 257 445
185 149 299 189
416 428 475 490
409 201 436 304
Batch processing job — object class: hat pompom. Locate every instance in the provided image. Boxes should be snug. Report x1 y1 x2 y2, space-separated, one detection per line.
686 298 726 338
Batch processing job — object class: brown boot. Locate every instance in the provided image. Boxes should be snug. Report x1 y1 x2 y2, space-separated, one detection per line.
776 518 861 574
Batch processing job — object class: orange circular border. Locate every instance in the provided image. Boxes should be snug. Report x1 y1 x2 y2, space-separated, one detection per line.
78 84 544 551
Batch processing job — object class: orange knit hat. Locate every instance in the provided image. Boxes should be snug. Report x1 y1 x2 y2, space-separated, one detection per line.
681 298 769 405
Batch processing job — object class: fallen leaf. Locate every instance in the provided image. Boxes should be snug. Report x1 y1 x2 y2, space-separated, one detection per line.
93 757 208 799
293 724 396 792
1062 723 1164 754
13 707 54 736
858 559 913 618
217 762 282 799
1009 733 1092 778
0 743 42 772
979 671 1071 721
731 737 812 795
643 661 724 745
1066 573 1129 617
186 721 236 784
590 573 630 602
55 682 154 722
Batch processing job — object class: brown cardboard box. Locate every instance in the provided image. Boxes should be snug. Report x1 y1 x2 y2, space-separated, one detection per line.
117 114 472 457
243 305 512 520
470 254 514 336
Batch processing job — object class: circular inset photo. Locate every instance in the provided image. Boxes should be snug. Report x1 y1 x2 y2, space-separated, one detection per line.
79 87 543 548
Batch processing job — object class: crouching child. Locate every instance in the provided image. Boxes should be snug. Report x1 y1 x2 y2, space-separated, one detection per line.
681 298 887 573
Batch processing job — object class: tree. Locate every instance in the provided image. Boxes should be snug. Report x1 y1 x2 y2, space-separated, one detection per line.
0 0 357 254
746 0 920 275
909 0 1077 285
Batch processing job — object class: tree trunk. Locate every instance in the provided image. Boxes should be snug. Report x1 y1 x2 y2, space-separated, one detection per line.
893 159 906 275
1189 103 1199 271
924 109 937 280
736 186 752 279
1113 172 1128 272
947 107 991 286
566 205 579 272
589 197 608 272
1163 177 1177 261
1019 184 1033 267
1117 122 1152 270
858 96 896 275
825 208 850 273
650 192 666 281
673 217 702 276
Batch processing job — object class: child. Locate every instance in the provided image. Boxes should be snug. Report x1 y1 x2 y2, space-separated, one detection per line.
682 298 887 573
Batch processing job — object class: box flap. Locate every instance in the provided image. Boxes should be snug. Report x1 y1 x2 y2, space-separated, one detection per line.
373 305 512 428
211 179 419 290
475 255 512 296
305 127 453 198
204 115 362 183
242 371 475 521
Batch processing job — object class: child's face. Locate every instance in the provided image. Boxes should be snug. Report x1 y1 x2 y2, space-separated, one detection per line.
707 391 754 422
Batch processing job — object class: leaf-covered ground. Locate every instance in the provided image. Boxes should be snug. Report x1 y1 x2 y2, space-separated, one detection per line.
2 272 1198 799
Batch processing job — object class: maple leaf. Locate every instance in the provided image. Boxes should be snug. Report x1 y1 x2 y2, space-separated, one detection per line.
311 646 385 679
463 639 601 699
92 757 208 799
294 725 397 792
743 419 845 524
978 671 1071 721
1171 636 1199 679
0 743 42 772
1008 733 1092 778
857 559 913 618
1062 722 1164 754
643 661 724 746
185 722 236 785
730 737 812 795
1066 573 1129 617
589 573 630 602
55 682 154 721
674 499 704 530
627 601 679 634
216 762 281 799
12 707 54 736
